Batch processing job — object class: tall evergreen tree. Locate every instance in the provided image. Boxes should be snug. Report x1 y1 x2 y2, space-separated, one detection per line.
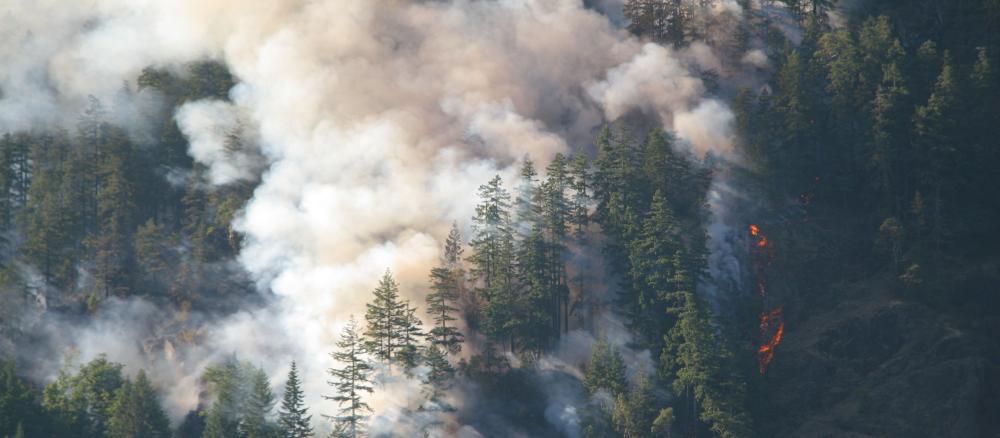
277 362 313 438
42 355 125 438
468 175 517 349
327 316 372 438
363 269 406 363
91 127 139 299
421 346 455 401
913 52 958 256
583 338 627 398
242 367 277 438
569 153 590 240
662 257 750 438
513 156 540 238
0 359 46 438
426 265 464 354
395 300 425 370
107 370 171 438
202 359 245 438
625 192 680 348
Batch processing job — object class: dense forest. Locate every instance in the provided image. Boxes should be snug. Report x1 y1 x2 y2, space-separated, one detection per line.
1 0 998 437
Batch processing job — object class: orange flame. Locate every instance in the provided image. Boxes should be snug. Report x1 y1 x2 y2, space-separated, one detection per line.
750 223 783 373
759 306 783 332
758 321 784 374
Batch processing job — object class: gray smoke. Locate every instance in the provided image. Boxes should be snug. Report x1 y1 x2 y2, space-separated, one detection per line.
0 0 795 434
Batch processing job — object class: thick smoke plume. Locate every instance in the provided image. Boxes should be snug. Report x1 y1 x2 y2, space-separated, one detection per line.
0 0 774 433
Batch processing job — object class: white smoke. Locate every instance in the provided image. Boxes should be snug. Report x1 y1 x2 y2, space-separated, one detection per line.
0 0 758 433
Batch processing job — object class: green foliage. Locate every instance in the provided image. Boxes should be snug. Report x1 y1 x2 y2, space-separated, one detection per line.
202 358 277 438
422 346 455 401
612 374 658 438
107 370 170 438
583 339 627 398
426 266 464 354
277 362 313 438
363 270 408 364
0 360 46 438
42 355 125 438
327 316 372 438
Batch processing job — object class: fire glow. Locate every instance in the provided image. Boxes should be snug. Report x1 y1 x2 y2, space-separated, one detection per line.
750 224 783 374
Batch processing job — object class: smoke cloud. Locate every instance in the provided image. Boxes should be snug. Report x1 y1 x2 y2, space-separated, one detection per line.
0 0 777 433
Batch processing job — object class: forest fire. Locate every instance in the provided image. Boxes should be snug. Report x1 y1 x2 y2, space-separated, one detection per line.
759 305 783 332
750 223 783 374
758 320 784 374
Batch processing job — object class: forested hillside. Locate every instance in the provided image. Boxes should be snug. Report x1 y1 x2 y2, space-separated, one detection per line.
0 0 998 437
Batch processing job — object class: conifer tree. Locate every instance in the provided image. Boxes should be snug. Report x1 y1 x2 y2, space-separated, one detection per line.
513 156 539 238
569 153 590 240
202 359 245 438
242 367 278 438
395 300 424 370
625 192 680 348
541 154 571 336
327 316 372 438
426 265 464 354
107 370 171 438
662 257 750 438
0 360 45 438
422 346 455 400
914 52 958 256
443 222 464 270
468 175 517 349
364 269 406 363
612 374 657 438
583 338 627 397
92 127 139 299
278 361 313 438
42 355 126 438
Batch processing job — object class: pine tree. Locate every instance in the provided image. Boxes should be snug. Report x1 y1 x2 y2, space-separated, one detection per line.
42 355 126 438
624 0 688 44
541 154 571 336
422 346 455 401
364 269 406 363
202 359 245 438
582 338 627 397
91 127 139 299
626 192 680 348
107 370 171 438
468 175 517 348
569 153 590 240
870 61 909 213
395 300 425 370
612 374 658 438
242 367 278 438
914 52 958 256
468 175 515 296
20 133 77 287
443 222 464 270
662 260 750 438
513 156 540 238
0 360 45 438
277 361 313 438
327 316 372 438
426 266 464 354
641 130 690 211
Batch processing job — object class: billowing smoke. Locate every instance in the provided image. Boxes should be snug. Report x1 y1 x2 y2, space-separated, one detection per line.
0 0 778 433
